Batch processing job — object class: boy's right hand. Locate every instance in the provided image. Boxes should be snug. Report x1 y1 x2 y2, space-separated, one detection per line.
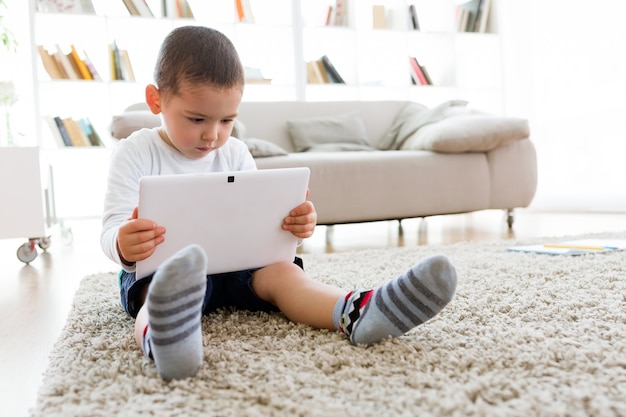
117 207 166 264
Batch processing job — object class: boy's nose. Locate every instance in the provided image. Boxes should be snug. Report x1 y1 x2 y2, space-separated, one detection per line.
201 126 218 142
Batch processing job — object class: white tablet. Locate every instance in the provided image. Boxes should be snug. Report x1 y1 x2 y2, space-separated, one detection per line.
136 167 311 279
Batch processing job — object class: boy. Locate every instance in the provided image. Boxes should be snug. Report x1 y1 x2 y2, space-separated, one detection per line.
101 26 457 381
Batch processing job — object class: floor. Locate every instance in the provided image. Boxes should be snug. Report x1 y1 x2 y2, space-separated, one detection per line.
1 209 624 417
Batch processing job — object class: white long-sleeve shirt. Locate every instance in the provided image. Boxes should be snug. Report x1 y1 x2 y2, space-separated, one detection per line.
100 128 256 272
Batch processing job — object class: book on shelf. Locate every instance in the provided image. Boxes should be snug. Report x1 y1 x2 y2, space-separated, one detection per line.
233 0 254 23
44 116 70 147
320 55 345 84
315 60 330 83
306 61 324 84
121 0 140 16
419 64 433 85
50 116 73 147
131 0 155 17
408 57 429 86
372 5 386 29
456 7 469 32
456 0 481 32
408 4 420 30
244 67 271 84
69 45 93 80
37 45 64 80
81 50 102 81
332 0 347 27
78 118 104 146
120 50 136 81
36 0 96 14
474 0 492 33
234 0 245 22
324 5 333 26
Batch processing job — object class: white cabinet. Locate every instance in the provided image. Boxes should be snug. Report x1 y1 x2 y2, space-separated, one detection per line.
0 146 45 239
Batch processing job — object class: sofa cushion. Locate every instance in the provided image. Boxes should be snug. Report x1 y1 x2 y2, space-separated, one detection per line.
231 119 288 157
241 137 289 157
231 119 247 139
110 110 161 139
401 114 530 153
286 112 371 152
378 100 469 150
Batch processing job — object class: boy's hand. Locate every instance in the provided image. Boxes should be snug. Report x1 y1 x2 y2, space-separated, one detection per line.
117 207 166 264
283 191 317 239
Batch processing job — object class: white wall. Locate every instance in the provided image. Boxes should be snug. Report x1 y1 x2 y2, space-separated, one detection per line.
501 0 626 212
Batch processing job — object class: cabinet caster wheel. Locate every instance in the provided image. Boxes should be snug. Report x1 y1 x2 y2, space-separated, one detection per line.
38 237 52 251
17 242 38 264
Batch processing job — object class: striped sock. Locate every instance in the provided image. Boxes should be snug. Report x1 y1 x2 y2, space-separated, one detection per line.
147 244 207 380
333 254 457 345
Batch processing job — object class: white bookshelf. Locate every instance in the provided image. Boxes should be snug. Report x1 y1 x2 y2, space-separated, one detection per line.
28 0 503 148
21 0 503 218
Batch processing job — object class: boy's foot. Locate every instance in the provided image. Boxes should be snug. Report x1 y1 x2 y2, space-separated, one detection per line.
146 244 207 380
333 254 457 345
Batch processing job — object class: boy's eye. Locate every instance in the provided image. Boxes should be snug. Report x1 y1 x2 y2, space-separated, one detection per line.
189 118 204 123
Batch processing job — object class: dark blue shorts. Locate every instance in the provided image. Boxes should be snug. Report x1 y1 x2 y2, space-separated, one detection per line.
118 257 304 318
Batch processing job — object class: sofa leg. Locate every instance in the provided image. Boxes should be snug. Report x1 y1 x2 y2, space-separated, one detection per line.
418 217 428 244
325 225 334 246
506 209 515 229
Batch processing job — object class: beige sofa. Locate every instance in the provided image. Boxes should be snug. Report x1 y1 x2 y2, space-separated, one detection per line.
110 100 537 228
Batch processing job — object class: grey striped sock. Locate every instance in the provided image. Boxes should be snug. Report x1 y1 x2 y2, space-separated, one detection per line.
147 244 207 380
335 254 457 345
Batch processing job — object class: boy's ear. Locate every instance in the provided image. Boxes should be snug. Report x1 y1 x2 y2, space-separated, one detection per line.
145 84 161 114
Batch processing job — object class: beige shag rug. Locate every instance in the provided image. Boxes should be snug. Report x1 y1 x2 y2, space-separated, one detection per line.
32 236 626 417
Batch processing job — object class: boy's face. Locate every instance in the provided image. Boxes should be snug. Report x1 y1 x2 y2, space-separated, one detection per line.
148 81 243 160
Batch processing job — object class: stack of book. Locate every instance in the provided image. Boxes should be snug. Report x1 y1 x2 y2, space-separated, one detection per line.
38 44 101 81
44 116 104 147
109 41 135 81
306 55 345 84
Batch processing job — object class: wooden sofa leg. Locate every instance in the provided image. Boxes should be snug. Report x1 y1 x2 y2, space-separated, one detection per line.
418 217 428 245
506 209 515 229
325 225 334 246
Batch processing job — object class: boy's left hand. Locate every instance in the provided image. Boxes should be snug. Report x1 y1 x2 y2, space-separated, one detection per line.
282 191 317 239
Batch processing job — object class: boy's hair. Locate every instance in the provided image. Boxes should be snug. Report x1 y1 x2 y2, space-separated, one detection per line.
154 26 244 97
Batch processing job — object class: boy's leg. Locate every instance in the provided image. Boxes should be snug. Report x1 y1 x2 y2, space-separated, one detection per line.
251 262 344 330
138 244 208 380
252 254 457 345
